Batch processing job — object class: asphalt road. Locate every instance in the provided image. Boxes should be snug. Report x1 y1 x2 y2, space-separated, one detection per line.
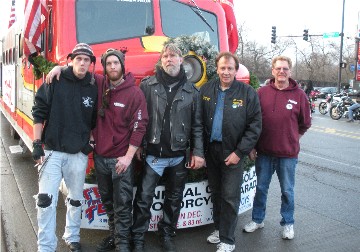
1 110 360 252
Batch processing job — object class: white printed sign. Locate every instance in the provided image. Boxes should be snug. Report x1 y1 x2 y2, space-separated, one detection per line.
79 166 257 230
2 65 16 112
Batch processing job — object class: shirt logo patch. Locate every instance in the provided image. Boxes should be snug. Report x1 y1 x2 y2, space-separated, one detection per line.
286 104 293 110
114 102 125 107
202 95 210 101
82 97 94 108
232 99 243 108
288 99 297 105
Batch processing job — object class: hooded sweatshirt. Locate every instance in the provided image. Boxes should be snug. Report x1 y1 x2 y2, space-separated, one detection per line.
256 78 311 158
93 72 148 158
32 67 98 153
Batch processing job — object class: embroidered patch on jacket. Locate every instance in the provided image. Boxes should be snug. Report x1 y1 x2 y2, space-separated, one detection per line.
114 102 125 107
202 95 210 101
232 99 243 108
82 97 94 107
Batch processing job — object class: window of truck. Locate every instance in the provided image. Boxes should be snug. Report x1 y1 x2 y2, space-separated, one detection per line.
75 0 153 44
160 0 219 50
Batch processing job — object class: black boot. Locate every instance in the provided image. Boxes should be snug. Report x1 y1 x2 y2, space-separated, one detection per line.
115 241 131 252
159 235 176 252
96 236 115 252
68 242 82 252
132 241 144 252
131 232 145 252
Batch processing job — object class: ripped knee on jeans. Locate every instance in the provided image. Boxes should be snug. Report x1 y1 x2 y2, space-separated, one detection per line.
66 198 82 207
37 193 53 208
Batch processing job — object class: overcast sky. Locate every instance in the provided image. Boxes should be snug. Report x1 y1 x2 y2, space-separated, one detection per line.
234 0 359 46
1 0 359 46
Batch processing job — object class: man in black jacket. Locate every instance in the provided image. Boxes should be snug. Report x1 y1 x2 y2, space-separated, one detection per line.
200 52 262 252
32 43 98 252
131 43 205 252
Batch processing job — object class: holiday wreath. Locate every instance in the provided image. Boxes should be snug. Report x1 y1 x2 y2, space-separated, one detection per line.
165 35 218 80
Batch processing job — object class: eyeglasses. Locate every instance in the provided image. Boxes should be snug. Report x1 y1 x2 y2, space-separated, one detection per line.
274 67 290 72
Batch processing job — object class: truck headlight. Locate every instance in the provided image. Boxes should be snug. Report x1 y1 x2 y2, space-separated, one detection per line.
183 54 203 83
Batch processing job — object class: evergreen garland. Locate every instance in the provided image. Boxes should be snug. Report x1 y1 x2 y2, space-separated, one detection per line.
165 35 218 80
31 55 58 80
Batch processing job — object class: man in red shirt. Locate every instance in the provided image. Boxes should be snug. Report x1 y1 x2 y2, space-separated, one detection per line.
243 55 311 240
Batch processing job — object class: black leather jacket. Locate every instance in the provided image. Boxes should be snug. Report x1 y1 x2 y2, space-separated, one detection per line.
200 78 262 159
140 76 204 158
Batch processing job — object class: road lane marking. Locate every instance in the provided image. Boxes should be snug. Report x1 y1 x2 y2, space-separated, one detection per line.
300 152 360 170
309 125 360 140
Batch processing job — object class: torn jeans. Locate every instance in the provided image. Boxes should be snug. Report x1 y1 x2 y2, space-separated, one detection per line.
35 150 87 252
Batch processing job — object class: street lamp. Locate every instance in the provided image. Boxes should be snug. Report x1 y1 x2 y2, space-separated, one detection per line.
337 0 345 92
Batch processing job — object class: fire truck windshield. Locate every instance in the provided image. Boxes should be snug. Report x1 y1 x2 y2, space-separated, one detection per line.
76 0 154 44
75 0 219 50
160 0 219 49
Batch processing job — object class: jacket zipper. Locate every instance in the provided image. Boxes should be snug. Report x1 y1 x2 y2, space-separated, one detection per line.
152 91 159 143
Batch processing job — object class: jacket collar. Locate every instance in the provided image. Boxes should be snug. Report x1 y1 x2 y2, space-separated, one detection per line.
149 76 194 93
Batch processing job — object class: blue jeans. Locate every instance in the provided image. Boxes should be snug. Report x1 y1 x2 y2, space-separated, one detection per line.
252 154 297 226
36 150 87 252
348 103 360 120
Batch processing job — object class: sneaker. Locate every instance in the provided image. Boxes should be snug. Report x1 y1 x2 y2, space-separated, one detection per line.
282 224 294 240
243 221 264 233
216 242 235 252
96 236 115 251
207 230 220 244
347 119 354 122
159 236 176 252
68 242 82 252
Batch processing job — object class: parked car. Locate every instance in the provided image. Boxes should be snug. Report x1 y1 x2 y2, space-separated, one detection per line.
317 87 338 99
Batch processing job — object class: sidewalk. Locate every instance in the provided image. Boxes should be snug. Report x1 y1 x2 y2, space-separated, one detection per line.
1 127 38 251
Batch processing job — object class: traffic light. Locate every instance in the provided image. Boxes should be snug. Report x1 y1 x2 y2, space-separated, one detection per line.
303 29 309 41
271 26 276 44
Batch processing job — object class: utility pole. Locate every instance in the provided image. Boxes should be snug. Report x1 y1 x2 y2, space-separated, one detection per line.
337 0 345 93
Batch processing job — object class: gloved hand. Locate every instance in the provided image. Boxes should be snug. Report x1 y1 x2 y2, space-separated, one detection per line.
32 140 45 161
81 143 94 155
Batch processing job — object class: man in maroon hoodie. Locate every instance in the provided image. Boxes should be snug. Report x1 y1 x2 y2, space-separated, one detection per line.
243 55 311 240
46 49 149 252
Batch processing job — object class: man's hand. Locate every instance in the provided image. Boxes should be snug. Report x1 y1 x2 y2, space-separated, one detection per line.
224 152 240 166
189 156 205 170
115 155 132 174
32 140 45 164
45 66 63 84
248 148 257 161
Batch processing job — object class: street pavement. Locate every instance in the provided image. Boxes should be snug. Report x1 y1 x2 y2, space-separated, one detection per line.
1 111 360 252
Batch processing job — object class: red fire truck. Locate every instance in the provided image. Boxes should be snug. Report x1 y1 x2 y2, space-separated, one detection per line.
1 0 249 152
1 0 254 230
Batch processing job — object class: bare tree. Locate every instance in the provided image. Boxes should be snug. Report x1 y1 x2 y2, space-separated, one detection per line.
235 23 356 86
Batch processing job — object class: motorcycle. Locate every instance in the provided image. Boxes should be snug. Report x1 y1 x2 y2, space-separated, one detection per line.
309 97 315 114
329 96 355 120
318 93 343 115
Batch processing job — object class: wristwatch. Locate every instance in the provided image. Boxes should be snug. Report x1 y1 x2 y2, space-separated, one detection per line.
89 140 96 146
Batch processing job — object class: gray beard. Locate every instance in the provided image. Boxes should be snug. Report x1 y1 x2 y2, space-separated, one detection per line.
164 66 179 77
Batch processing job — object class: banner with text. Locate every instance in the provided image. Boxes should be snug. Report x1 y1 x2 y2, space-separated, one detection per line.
80 166 257 230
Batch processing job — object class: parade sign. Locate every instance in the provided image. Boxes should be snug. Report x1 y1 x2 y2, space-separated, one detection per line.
79 166 257 230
